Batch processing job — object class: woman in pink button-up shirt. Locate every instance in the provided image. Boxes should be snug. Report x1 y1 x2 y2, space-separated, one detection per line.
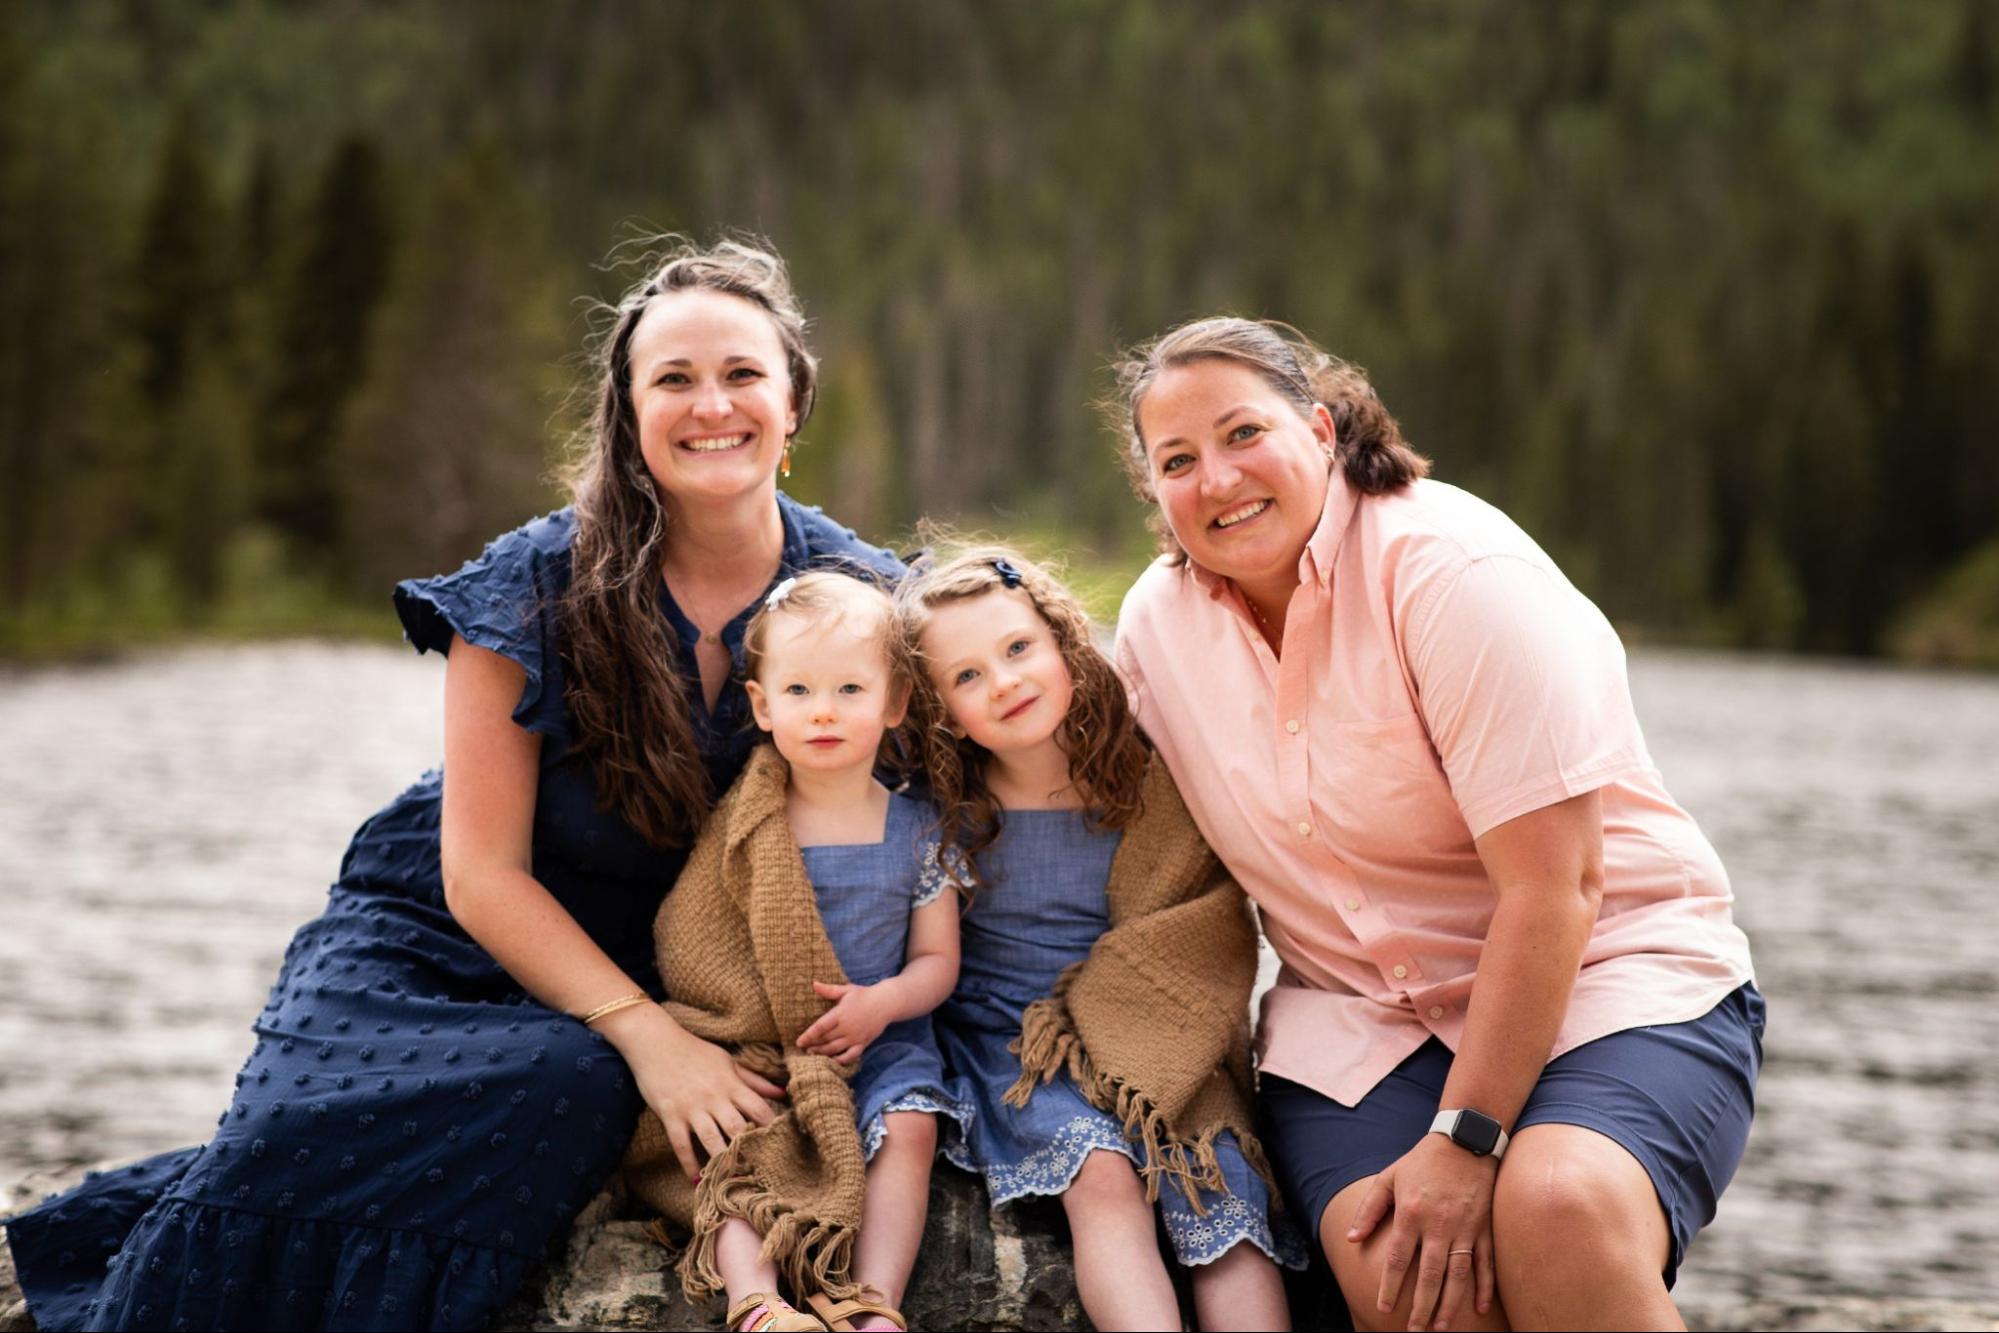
1110 317 1760 1333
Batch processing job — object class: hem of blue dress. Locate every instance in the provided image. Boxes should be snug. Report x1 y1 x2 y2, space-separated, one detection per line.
1162 1193 1313 1271
861 1090 974 1164
941 1113 1143 1208
939 1113 1311 1271
10 1192 540 1332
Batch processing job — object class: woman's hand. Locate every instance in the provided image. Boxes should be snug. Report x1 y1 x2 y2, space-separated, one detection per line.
598 1003 785 1183
796 979 892 1063
1347 1134 1498 1332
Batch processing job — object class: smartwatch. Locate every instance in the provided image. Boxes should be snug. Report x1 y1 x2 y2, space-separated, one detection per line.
1429 1108 1509 1160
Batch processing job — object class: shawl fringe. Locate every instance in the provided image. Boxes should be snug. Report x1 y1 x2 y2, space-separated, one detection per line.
674 1130 860 1301
1005 975 1276 1212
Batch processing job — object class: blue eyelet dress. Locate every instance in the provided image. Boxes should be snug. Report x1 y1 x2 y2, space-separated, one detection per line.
3 496 902 1332
936 811 1309 1270
796 793 971 1160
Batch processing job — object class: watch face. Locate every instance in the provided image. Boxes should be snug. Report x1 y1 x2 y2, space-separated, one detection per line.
1453 1110 1502 1156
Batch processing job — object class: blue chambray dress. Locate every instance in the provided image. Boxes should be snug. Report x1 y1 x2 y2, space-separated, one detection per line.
798 793 971 1159
4 497 903 1332
935 810 1308 1270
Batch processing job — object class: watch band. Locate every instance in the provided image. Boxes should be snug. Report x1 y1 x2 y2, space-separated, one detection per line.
1430 1108 1510 1160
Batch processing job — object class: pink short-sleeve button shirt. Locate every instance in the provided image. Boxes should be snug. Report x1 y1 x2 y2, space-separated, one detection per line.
1114 473 1755 1107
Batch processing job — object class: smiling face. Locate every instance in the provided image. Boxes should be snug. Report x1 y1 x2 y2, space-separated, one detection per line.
745 609 907 776
916 588 1075 763
626 288 798 512
1136 358 1335 594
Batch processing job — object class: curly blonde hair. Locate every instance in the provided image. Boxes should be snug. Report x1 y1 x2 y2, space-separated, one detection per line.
896 543 1148 893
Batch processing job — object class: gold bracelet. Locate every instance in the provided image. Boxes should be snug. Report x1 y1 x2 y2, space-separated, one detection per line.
578 993 651 1026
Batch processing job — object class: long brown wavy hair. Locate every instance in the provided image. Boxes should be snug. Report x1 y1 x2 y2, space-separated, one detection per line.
895 542 1149 893
560 236 819 848
1106 316 1431 561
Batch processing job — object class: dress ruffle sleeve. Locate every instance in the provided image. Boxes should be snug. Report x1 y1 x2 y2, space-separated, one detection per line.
391 508 576 741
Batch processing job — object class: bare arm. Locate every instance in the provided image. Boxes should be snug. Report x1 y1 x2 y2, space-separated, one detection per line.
798 893 962 1062
438 635 639 1011
1349 788 1605 1330
1440 788 1605 1125
440 637 781 1180
874 892 963 1020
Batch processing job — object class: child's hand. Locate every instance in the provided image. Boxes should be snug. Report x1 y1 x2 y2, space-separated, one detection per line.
797 979 892 1063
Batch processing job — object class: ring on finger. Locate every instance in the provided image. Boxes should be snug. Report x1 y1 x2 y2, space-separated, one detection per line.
1448 1248 1476 1257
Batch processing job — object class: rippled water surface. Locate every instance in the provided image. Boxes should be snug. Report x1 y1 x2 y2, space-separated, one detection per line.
1 642 1994 1313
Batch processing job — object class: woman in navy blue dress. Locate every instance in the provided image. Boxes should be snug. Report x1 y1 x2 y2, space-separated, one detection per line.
3 238 901 1331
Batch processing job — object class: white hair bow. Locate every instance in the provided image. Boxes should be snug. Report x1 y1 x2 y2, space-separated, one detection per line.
763 576 799 610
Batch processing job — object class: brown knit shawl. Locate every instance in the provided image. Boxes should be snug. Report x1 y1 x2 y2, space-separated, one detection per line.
623 744 866 1301
1004 751 1275 1209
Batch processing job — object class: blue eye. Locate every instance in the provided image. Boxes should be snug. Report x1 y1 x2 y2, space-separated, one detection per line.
727 366 763 381
1161 453 1192 474
1007 639 1029 656
953 668 978 686
784 683 808 696
839 682 863 695
1229 423 1261 443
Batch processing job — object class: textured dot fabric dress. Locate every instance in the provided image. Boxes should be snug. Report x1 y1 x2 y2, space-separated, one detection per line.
3 497 901 1332
936 811 1309 1270
797 792 971 1161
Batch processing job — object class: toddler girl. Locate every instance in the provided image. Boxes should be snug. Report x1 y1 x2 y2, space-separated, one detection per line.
628 571 966 1333
899 547 1306 1332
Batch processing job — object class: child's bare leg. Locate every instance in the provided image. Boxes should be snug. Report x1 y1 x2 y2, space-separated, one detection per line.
1190 1240 1292 1331
716 1216 787 1330
1061 1149 1182 1331
850 1110 939 1330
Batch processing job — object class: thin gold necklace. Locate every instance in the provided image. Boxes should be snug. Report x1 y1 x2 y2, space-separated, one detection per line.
666 558 778 646
1246 594 1279 644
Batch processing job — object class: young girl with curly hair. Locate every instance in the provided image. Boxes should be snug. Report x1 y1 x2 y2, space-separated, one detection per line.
898 546 1306 1332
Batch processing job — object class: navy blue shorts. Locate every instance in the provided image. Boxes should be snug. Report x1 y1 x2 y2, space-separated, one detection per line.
1258 983 1765 1287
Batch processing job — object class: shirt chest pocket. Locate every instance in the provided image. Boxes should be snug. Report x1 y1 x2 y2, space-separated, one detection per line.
1308 712 1472 861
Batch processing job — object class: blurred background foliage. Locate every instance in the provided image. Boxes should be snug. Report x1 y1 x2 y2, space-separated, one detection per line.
2 0 1996 661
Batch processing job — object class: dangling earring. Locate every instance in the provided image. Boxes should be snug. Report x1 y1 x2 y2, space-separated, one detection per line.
780 440 793 479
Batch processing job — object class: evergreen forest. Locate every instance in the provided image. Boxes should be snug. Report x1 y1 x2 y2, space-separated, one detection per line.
4 0 1997 663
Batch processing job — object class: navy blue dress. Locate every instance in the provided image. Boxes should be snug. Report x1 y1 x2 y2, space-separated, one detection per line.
4 496 901 1332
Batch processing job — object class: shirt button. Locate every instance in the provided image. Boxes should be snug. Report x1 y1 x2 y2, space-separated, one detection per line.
1285 719 1300 734
1345 897 1362 911
1428 1006 1444 1019
1296 822 1313 837
1392 964 1409 979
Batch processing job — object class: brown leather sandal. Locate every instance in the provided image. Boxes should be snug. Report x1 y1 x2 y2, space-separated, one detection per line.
725 1290 828 1332
805 1286 907 1331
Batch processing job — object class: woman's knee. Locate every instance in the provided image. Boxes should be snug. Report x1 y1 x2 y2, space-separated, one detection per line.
1492 1128 1666 1269
1313 1179 1394 1333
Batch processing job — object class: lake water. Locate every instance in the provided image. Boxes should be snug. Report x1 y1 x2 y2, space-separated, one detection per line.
1 642 1994 1317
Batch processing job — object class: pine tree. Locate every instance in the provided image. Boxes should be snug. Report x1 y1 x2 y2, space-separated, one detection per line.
333 142 563 597
257 133 393 566
130 104 239 607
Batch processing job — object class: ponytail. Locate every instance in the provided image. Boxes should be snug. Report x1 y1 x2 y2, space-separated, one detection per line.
1292 340 1430 495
